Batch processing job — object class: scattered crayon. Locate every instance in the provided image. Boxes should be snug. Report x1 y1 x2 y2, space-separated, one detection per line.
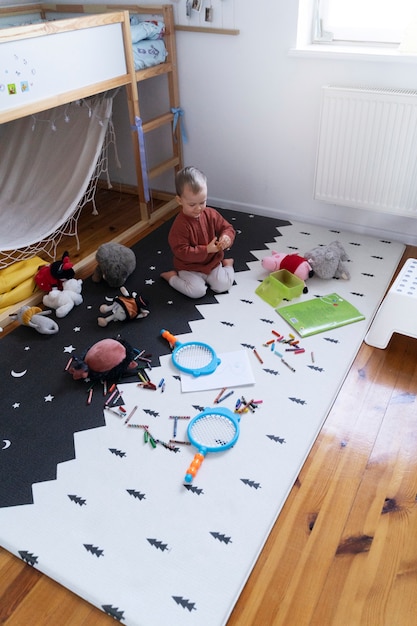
281 358 296 373
170 439 191 446
124 405 138 425
253 349 263 364
217 390 234 403
105 406 124 418
214 387 227 403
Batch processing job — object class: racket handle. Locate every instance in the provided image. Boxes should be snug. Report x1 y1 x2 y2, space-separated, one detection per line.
184 452 205 483
161 329 177 345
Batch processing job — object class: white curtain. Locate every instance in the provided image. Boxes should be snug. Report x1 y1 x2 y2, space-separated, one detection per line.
0 97 112 251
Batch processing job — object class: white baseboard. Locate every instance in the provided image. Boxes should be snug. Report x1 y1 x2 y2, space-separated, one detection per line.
209 196 414 248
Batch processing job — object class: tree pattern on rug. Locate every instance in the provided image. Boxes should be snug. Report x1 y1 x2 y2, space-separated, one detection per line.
0 210 290 508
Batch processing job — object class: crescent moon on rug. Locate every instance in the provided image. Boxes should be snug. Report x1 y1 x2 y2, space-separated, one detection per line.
11 369 27 378
2 440 11 450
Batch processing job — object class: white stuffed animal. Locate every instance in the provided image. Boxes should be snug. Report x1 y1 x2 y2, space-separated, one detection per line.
43 278 83 318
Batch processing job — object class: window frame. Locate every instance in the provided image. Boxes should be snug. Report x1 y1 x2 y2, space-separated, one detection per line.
314 0 417 46
292 0 417 61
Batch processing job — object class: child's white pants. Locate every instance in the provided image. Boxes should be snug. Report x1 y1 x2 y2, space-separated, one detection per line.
168 263 234 299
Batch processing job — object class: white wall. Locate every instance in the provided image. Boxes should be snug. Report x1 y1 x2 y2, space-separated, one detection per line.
168 0 417 245
10 0 417 245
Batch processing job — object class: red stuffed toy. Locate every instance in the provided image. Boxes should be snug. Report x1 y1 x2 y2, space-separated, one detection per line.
35 251 75 293
68 337 139 383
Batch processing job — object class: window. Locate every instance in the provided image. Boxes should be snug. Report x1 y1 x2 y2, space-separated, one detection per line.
316 0 417 46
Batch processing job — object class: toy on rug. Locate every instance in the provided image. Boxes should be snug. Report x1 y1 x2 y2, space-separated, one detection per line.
9 305 59 335
304 241 351 280
43 278 83 318
68 337 139 382
92 242 137 288
97 286 150 327
34 251 75 292
262 252 314 281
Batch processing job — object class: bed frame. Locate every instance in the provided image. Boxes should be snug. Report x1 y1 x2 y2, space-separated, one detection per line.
0 3 183 327
0 3 182 220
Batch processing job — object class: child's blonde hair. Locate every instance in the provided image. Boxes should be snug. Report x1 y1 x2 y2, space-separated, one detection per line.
175 166 207 196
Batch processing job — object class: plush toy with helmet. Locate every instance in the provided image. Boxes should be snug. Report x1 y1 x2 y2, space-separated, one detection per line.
97 286 149 327
43 278 83 317
68 337 140 382
9 305 59 334
34 251 75 293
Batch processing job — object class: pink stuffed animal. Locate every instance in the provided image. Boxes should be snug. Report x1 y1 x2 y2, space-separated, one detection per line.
262 252 314 281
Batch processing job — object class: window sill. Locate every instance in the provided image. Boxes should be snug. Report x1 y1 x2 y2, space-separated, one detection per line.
289 44 417 63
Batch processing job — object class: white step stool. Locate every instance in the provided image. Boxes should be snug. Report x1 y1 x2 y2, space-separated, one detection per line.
365 258 417 349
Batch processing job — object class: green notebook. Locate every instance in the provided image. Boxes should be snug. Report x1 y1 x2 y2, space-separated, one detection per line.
276 293 365 337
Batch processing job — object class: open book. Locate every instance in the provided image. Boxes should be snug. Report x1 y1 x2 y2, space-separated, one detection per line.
276 293 365 337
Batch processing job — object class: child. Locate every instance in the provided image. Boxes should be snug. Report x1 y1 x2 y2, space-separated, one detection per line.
161 166 236 298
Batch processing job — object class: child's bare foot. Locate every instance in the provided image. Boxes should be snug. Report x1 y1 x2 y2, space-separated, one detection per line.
222 258 234 267
161 270 177 282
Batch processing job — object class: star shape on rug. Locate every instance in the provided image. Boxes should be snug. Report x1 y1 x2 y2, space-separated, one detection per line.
44 394 54 402
73 326 81 332
64 345 76 353
12 402 20 409
145 278 155 285
167 300 173 305
149 265 156 270
24 346 31 351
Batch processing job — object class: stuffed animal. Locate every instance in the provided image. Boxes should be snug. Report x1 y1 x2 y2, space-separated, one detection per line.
68 337 139 382
43 278 83 317
98 286 149 327
262 252 314 282
304 241 350 280
92 242 136 288
34 251 75 292
9 305 59 334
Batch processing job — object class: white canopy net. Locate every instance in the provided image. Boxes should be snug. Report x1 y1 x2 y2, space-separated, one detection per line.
0 95 115 268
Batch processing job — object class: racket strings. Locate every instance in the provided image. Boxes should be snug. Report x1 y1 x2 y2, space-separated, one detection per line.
189 414 237 448
175 344 214 370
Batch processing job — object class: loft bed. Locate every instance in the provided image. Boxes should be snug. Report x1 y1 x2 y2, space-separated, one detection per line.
0 4 179 125
0 3 183 322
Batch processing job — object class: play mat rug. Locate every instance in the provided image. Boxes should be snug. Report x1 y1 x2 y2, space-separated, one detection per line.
0 211 405 625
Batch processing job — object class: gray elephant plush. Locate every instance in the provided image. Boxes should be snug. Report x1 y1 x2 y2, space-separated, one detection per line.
92 242 136 288
304 241 350 280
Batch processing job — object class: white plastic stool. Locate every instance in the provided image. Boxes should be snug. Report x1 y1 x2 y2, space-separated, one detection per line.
365 258 417 349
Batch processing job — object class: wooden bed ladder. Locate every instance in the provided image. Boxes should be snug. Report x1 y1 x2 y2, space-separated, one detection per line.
105 4 184 222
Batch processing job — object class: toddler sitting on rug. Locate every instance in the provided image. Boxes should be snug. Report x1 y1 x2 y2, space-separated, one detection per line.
161 166 235 298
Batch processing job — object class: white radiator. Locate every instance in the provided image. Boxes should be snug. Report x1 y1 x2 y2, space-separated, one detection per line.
314 85 417 217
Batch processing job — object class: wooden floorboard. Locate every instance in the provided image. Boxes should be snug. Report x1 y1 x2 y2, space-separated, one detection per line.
1 190 416 625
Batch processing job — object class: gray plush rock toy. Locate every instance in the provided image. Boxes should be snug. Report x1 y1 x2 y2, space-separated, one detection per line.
304 240 351 280
92 242 136 288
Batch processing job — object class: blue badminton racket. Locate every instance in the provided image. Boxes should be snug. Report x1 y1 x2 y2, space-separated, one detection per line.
161 329 221 377
184 407 240 483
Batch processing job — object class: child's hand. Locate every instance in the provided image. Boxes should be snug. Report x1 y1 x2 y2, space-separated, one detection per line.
207 237 221 254
217 234 232 250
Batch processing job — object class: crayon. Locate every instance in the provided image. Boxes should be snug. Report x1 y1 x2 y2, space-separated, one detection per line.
253 349 263 364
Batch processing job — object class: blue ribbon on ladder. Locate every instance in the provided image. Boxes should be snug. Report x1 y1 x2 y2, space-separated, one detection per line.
132 116 150 202
171 107 188 143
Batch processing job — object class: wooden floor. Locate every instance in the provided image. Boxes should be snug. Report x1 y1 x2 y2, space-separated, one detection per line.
1 190 417 625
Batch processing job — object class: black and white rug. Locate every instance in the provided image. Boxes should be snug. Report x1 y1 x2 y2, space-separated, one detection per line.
0 210 404 625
